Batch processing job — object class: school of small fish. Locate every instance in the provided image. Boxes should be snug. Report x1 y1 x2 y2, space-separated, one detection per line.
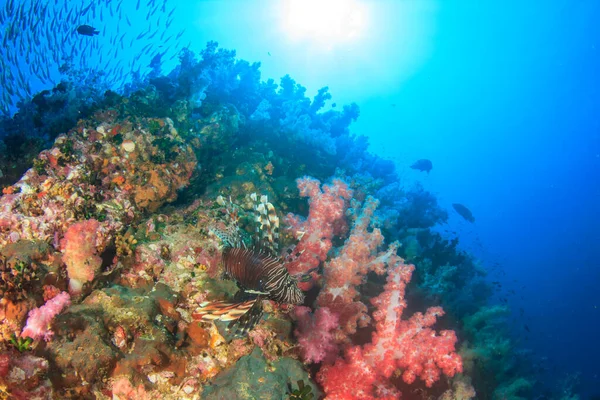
0 0 188 116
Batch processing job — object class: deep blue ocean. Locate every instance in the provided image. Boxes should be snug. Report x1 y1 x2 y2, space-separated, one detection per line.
0 0 598 399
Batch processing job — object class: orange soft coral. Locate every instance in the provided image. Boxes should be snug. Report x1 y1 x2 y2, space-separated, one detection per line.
61 219 102 294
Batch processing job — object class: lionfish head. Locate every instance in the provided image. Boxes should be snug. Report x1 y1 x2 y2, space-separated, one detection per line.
277 274 305 305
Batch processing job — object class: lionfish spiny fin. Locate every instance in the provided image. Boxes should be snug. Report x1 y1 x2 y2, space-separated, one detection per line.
250 193 280 256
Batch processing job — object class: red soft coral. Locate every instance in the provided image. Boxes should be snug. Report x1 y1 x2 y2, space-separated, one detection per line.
318 346 397 400
363 261 462 387
288 182 463 398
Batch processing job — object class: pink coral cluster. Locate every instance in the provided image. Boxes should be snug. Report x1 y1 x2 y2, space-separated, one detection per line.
293 306 339 364
366 261 462 387
21 291 71 341
111 376 151 400
61 219 103 294
285 177 463 398
316 259 462 399
316 196 397 342
284 177 352 289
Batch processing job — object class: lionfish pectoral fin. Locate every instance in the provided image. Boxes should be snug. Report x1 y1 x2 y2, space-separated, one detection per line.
192 300 256 322
226 296 264 337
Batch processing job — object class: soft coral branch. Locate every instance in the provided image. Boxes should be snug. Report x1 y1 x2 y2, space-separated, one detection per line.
365 260 462 386
284 177 352 289
316 196 393 342
21 291 70 341
317 259 462 399
293 306 339 364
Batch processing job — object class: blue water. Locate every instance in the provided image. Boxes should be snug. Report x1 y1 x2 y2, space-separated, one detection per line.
1 0 598 397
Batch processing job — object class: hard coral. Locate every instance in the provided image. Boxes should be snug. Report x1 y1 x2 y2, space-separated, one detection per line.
0 240 51 302
0 257 40 302
0 113 196 250
0 352 53 399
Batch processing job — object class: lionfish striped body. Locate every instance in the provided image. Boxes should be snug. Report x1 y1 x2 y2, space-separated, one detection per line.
194 194 304 336
223 247 304 305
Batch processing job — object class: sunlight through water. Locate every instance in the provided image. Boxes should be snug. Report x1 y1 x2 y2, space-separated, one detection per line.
280 0 368 47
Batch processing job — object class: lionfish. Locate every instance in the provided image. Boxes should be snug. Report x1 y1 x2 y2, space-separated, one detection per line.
193 193 304 336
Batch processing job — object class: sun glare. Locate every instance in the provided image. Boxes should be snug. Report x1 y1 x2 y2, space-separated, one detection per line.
280 0 368 46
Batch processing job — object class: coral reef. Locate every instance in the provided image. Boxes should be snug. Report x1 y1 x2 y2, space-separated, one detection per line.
0 42 536 399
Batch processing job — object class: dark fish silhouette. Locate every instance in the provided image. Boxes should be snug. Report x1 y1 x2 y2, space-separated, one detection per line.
452 203 475 223
410 159 432 174
76 25 99 36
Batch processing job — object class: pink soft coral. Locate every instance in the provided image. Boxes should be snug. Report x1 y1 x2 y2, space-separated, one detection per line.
293 306 339 364
284 177 352 289
111 376 151 400
318 346 396 400
21 291 70 341
363 260 462 387
287 181 463 398
61 219 102 294
316 196 395 342
317 259 462 399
